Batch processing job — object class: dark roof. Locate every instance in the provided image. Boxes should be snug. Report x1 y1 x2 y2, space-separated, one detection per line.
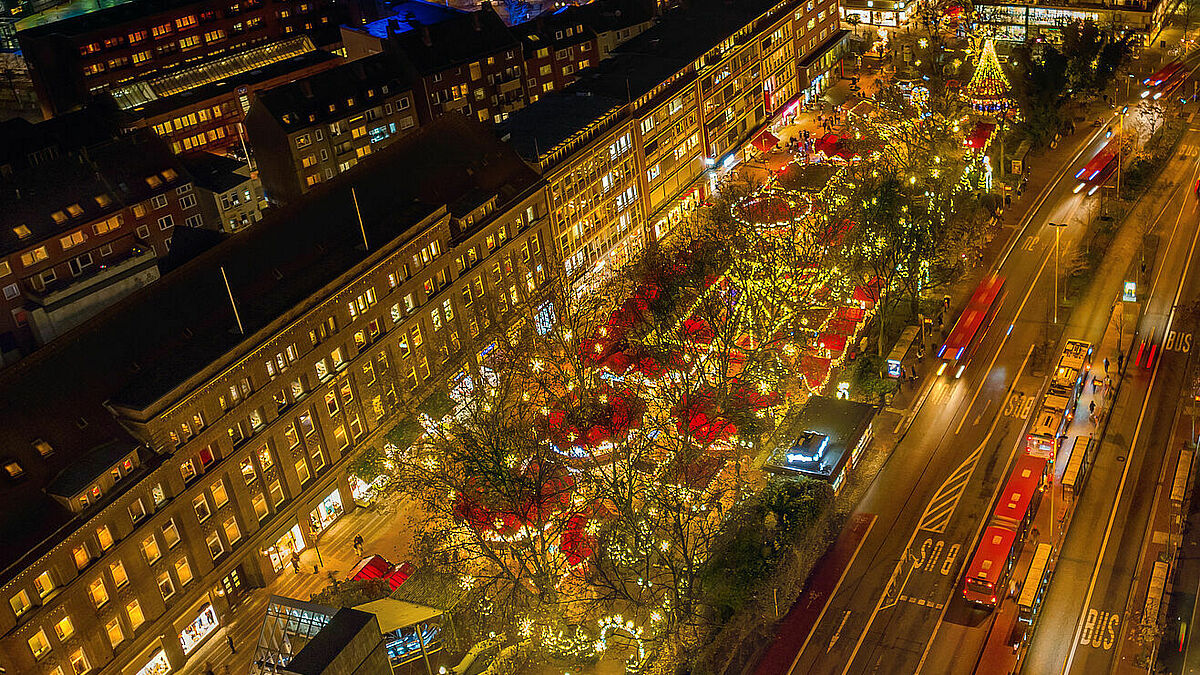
45 440 133 497
358 0 464 39
0 114 541 580
387 5 519 75
611 0 779 66
180 152 253 194
255 52 415 131
498 91 625 162
515 13 598 53
564 0 656 33
282 608 375 675
0 112 187 258
766 395 875 480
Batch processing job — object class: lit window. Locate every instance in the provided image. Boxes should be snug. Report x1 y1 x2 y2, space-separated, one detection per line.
54 615 74 641
33 570 54 598
127 598 144 630
27 629 50 659
88 578 108 608
110 561 128 588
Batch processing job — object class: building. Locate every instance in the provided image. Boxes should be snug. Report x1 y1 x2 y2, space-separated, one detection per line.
341 2 526 126
516 13 599 103
113 37 344 156
0 107 200 357
501 0 846 293
245 51 422 203
0 113 556 675
16 0 376 117
275 604 392 675
764 395 875 493
180 151 267 233
973 0 1166 44
567 0 657 60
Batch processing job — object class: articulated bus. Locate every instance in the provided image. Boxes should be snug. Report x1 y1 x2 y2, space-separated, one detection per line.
1010 543 1056 646
1075 141 1120 196
1026 340 1092 458
938 274 1006 379
963 455 1050 608
1143 61 1184 99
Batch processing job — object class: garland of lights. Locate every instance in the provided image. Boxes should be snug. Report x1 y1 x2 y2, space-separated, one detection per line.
964 39 1015 115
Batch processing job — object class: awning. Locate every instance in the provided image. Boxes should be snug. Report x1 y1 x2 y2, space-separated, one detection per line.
752 129 780 153
965 121 996 150
353 598 443 634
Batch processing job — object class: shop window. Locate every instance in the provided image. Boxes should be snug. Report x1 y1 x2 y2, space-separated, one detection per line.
110 561 128 588
88 578 108 608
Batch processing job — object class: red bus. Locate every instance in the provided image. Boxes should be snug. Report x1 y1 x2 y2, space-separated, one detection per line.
937 274 1006 378
962 455 1049 608
1143 61 1183 98
1075 140 1119 195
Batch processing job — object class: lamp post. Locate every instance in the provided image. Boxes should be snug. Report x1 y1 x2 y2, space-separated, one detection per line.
1049 222 1069 324
1117 105 1128 207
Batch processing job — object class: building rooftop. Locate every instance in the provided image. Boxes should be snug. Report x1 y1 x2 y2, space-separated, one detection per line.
281 607 376 675
15 0 141 33
0 113 541 581
765 395 875 481
180 152 253 195
385 4 519 76
254 51 415 131
18 0 224 38
358 0 464 39
498 90 625 163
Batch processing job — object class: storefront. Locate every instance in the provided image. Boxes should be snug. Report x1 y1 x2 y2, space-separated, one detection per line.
135 648 171 675
308 487 344 534
178 601 219 655
652 186 704 240
262 522 306 573
800 31 851 105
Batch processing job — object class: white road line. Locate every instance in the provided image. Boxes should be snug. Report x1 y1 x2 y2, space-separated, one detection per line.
1061 157 1200 675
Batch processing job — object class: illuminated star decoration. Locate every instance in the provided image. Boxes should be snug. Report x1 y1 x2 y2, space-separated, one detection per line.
963 39 1015 116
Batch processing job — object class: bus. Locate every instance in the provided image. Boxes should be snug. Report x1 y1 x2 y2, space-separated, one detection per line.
937 274 1006 379
1061 435 1096 501
1051 339 1093 397
1143 61 1184 99
1075 141 1119 196
1010 542 1056 646
963 455 1050 608
1027 401 1070 459
1027 341 1092 458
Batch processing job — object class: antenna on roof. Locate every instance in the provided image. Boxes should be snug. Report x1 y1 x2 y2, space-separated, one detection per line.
221 266 245 335
352 186 369 251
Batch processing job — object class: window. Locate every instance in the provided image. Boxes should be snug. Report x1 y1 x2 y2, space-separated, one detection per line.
72 543 90 569
175 557 193 586
54 615 74 641
10 589 30 617
33 570 54 598
89 578 108 608
158 215 173 230
311 445 325 471
241 457 257 484
295 457 310 484
324 390 339 416
157 570 175 600
142 534 161 564
258 444 274 470
3 283 17 300
180 194 197 209
223 516 241 544
69 648 90 674
193 494 211 522
253 492 269 520
162 519 181 548
211 480 229 508
128 498 146 523
334 425 348 449
269 478 285 506
20 246 48 267
106 617 124 648
60 231 86 249
4 460 22 478
206 531 225 560
110 561 128 588
127 598 144 631
28 629 50 659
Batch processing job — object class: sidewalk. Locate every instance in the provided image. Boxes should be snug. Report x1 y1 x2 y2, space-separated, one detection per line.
185 492 423 674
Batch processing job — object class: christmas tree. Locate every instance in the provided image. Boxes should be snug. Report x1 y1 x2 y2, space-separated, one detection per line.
964 39 1014 115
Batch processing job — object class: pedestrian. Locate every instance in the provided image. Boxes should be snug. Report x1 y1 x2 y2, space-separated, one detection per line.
1105 376 1112 390
1092 374 1100 394
910 364 917 380
290 551 300 574
1089 400 1096 415
353 534 364 556
1117 352 1124 371
1104 356 1110 373
226 633 236 654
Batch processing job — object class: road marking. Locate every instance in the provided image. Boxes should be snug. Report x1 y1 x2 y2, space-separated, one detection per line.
940 544 960 576
827 611 851 653
1079 608 1120 651
1022 235 1041 251
1164 330 1193 352
1003 391 1036 418
1062 155 1200 675
917 444 980 534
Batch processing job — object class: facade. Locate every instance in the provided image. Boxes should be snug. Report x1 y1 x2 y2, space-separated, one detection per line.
0 108 196 357
181 152 267 233
16 0 374 117
517 15 599 103
501 0 845 294
0 114 556 675
245 52 421 203
973 0 1166 44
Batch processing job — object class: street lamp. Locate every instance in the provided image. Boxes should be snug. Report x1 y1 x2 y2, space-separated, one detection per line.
1049 222 1069 324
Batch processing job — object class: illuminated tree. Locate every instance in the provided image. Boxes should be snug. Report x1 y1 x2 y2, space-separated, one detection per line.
964 39 1015 115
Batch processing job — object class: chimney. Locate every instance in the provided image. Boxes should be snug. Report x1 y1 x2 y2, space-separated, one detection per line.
421 24 432 46
387 18 400 38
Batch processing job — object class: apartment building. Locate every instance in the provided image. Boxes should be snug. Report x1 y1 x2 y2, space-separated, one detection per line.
341 1 526 126
517 15 599 103
972 0 1166 44
16 0 375 117
245 51 422 203
0 107 198 358
568 0 657 60
0 113 555 675
181 152 267 233
501 0 846 293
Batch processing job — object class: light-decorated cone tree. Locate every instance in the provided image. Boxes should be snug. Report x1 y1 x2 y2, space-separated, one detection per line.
965 39 1016 115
